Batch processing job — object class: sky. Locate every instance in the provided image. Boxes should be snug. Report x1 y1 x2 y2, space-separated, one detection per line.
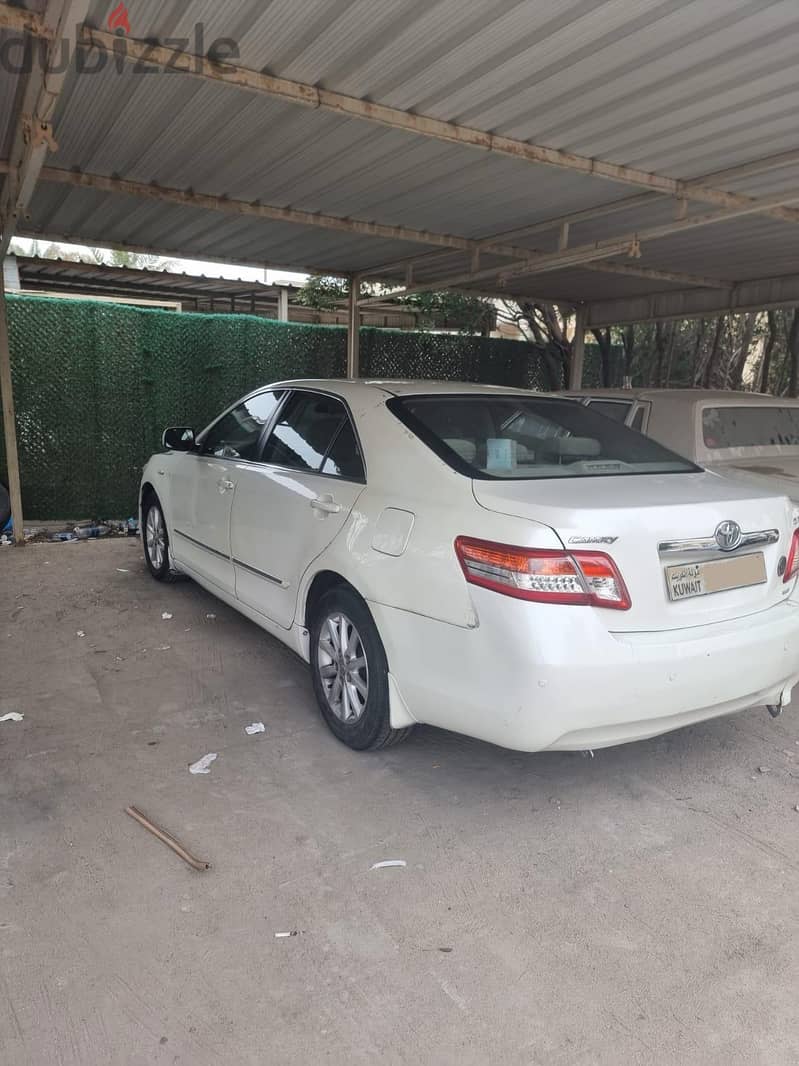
9 237 310 287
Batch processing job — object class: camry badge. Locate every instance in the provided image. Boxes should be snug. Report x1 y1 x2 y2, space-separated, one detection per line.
568 536 618 545
715 520 742 552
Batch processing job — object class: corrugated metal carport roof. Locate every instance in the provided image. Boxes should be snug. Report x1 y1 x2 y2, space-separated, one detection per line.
2 0 799 324
9 254 486 329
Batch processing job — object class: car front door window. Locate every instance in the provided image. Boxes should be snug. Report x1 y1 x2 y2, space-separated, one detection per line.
201 391 285 461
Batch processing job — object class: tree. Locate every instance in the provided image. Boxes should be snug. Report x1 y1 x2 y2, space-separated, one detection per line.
727 313 756 390
590 327 613 387
621 324 635 383
699 316 726 387
651 321 676 387
90 248 173 271
495 299 574 387
758 311 778 392
297 275 799 395
788 309 799 398
10 237 174 271
295 275 492 334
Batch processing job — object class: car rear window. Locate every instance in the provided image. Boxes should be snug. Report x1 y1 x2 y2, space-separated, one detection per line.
389 395 699 480
702 406 799 449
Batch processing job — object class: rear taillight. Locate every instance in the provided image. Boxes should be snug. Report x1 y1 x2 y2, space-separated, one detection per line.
454 536 631 610
784 529 799 583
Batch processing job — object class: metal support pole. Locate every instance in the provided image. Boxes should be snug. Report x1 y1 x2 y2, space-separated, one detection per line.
569 305 587 389
0 269 24 544
277 286 289 322
347 274 360 379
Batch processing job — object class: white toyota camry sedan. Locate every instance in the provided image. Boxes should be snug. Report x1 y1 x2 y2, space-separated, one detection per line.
140 380 799 753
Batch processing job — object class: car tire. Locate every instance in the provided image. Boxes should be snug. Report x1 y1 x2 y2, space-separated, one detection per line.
142 493 178 582
309 586 413 751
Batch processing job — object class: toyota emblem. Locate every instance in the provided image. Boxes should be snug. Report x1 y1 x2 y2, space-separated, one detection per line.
715 520 742 552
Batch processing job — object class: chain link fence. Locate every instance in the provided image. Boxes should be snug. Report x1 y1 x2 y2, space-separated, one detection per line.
0 295 560 519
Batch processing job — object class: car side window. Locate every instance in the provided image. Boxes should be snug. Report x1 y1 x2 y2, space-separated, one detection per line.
262 391 363 479
586 400 633 423
630 404 647 432
201 391 284 460
321 420 365 480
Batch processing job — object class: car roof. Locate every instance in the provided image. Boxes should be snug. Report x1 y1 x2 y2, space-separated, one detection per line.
268 378 547 399
562 387 799 407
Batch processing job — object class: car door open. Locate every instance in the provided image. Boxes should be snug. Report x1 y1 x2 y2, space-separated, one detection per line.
230 390 366 628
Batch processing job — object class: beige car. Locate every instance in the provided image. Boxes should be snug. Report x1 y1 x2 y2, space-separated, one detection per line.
562 389 799 503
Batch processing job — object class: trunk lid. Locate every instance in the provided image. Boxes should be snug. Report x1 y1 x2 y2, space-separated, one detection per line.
708 455 799 505
473 470 797 632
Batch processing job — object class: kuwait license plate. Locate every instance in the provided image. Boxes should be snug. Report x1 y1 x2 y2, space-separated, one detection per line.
665 552 767 601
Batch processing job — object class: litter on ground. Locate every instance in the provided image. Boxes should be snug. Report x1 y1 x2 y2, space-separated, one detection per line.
371 860 407 870
0 712 24 723
245 722 266 735
125 806 211 871
76 630 86 638
274 931 299 938
162 612 173 621
189 753 218 775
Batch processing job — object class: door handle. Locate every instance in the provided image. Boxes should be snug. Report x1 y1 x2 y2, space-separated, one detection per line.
310 495 342 515
217 478 235 494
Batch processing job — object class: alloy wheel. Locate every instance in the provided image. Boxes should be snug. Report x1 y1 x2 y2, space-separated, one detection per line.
146 506 166 570
317 612 369 723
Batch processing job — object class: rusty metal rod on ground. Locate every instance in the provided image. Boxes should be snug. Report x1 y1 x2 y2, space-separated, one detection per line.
125 806 211 872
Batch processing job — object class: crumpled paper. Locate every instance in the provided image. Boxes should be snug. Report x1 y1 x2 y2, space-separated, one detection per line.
189 753 218 775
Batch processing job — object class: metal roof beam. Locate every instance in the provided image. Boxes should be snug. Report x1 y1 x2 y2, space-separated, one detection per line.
360 185 799 305
0 0 91 257
0 4 53 37
359 239 640 306
26 164 580 263
363 147 799 282
364 150 799 283
363 244 732 292
25 164 799 305
77 25 799 223
696 148 799 188
577 261 734 290
587 274 799 327
13 225 347 279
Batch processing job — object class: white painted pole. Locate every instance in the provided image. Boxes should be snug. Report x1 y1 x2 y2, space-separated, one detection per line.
0 269 24 544
277 286 289 322
569 305 587 389
347 275 361 379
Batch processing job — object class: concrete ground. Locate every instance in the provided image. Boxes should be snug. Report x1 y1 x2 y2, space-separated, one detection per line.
2 540 799 1066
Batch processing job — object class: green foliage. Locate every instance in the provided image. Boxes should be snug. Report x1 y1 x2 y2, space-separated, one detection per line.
296 276 491 334
294 275 349 310
395 290 492 334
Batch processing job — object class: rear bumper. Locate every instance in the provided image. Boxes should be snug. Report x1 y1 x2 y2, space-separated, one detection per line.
370 594 799 752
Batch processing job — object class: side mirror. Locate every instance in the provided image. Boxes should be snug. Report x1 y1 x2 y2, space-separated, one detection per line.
162 427 196 451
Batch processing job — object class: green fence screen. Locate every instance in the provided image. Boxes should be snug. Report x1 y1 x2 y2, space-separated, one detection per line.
1 295 564 520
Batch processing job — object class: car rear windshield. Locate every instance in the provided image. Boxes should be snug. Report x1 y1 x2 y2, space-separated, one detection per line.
702 406 799 449
389 395 699 480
